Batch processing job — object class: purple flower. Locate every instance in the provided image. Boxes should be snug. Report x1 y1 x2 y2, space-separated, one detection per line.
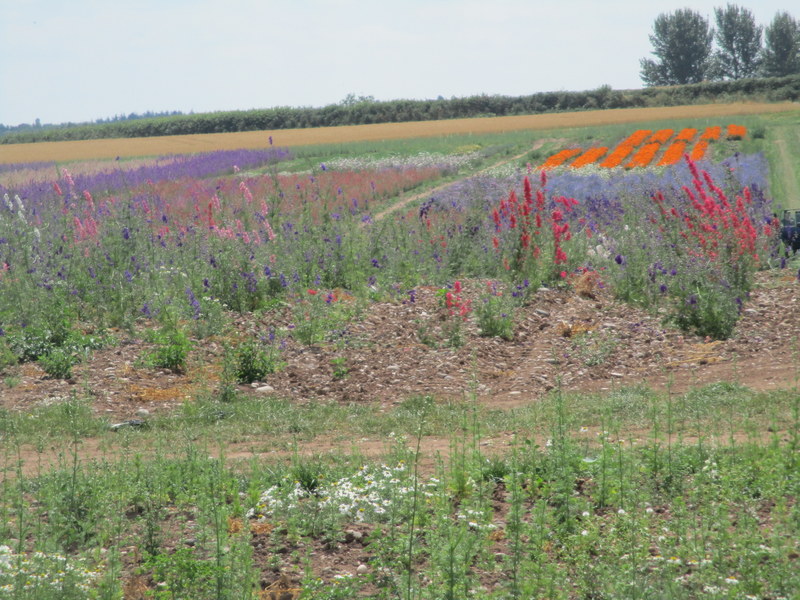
659 284 667 294
615 254 625 266
185 287 201 319
242 271 258 293
124 270 133 282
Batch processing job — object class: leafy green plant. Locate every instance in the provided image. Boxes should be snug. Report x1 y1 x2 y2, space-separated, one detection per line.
142 326 192 373
475 291 514 340
39 348 80 379
666 285 741 340
0 340 17 374
228 335 284 384
330 356 348 379
146 548 223 599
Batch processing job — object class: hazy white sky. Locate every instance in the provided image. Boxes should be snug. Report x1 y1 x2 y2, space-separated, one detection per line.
0 0 793 126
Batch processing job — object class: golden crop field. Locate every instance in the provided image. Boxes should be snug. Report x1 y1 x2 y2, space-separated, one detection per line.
0 102 797 164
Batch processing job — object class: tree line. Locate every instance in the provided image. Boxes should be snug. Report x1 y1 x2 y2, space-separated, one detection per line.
641 5 800 85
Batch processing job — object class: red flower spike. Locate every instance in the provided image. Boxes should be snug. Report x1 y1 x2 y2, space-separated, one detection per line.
523 176 533 205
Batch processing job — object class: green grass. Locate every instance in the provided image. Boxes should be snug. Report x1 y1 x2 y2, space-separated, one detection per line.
0 383 798 598
760 113 800 212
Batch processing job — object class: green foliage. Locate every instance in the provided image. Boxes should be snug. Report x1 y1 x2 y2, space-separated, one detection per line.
145 548 225 599
712 4 763 80
228 336 284 384
640 8 715 86
142 326 192 373
761 11 800 77
666 285 741 340
0 384 798 598
38 347 80 379
0 340 17 374
291 292 357 346
475 294 514 340
330 356 348 379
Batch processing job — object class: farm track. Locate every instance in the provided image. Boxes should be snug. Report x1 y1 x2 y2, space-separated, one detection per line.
1 102 798 164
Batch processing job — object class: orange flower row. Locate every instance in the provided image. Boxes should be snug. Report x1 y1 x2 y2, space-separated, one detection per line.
657 140 688 166
569 147 608 168
598 129 651 168
540 148 582 170
675 128 697 142
727 124 747 139
625 142 663 168
690 140 709 161
646 129 674 144
700 126 721 141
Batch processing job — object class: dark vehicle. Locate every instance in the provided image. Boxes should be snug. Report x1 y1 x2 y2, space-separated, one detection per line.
781 209 800 253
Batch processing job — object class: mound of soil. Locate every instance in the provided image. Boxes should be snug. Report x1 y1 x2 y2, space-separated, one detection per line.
3 270 798 420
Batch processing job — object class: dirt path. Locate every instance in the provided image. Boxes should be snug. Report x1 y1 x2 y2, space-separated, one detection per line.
373 138 559 221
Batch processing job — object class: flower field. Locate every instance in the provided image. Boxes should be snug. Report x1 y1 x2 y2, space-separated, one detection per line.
541 125 748 170
0 113 799 599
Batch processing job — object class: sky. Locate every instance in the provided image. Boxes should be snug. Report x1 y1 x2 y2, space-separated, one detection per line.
0 0 793 126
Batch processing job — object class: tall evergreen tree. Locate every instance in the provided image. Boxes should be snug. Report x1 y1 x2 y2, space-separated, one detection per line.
712 4 762 79
640 9 714 86
761 11 800 77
